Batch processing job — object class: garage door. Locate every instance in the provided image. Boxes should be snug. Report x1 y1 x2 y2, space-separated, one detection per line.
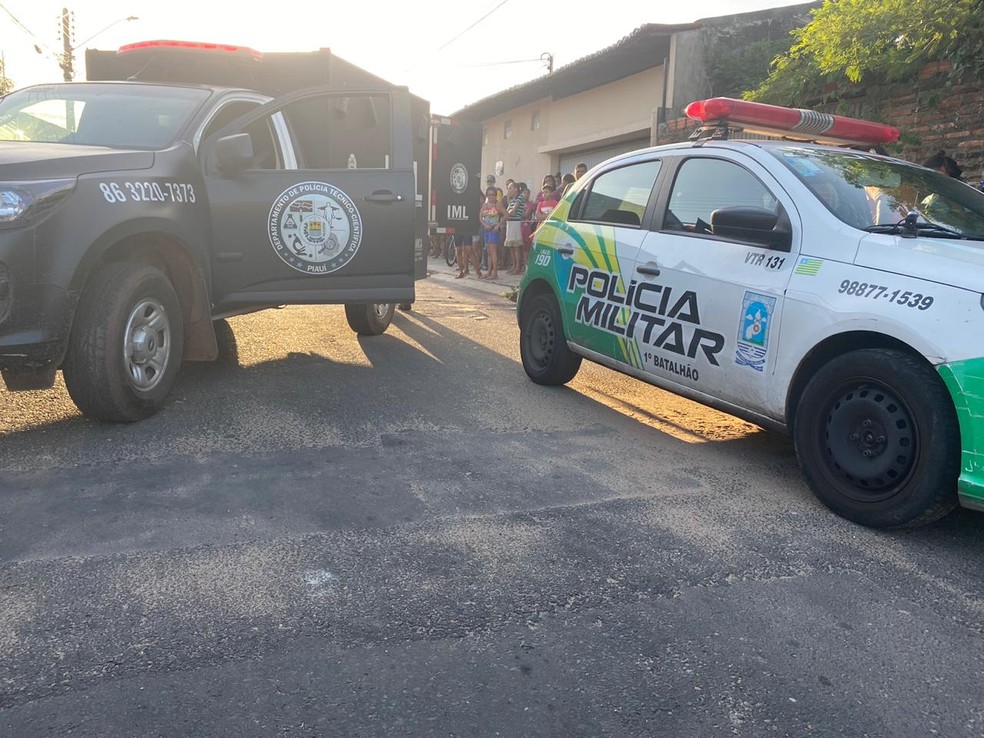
558 137 651 178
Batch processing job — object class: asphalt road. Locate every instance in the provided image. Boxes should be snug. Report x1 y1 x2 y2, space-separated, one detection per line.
1 262 983 737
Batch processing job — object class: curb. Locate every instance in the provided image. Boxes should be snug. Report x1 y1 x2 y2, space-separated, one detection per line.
425 257 522 300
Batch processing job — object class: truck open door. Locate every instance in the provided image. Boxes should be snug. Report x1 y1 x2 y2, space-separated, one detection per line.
201 87 416 312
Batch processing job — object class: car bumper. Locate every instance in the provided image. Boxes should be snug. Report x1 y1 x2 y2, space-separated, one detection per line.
939 357 984 511
0 228 72 374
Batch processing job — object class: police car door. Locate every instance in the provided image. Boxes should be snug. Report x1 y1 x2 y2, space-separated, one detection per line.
554 159 662 356
635 152 798 417
202 87 415 310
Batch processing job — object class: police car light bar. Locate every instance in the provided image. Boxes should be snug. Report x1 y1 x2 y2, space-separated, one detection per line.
685 97 900 146
117 40 263 61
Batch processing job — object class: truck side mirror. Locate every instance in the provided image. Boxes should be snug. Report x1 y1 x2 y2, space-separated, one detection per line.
213 133 254 176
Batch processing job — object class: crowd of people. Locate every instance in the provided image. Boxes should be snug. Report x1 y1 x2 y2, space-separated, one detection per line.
447 148 980 281
455 162 588 280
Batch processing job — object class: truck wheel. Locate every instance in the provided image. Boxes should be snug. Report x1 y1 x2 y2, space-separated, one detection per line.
345 303 396 335
793 348 959 528
64 263 184 422
520 292 581 385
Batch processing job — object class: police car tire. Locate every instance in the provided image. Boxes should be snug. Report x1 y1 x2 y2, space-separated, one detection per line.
63 263 184 423
793 348 959 529
345 303 395 335
520 292 581 385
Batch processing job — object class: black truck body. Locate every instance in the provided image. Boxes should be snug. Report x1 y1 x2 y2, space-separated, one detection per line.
0 41 428 421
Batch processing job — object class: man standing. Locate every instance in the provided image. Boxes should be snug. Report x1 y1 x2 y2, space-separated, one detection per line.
574 162 588 181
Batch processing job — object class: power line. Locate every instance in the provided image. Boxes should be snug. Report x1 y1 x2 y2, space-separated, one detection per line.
436 0 511 52
0 1 54 53
450 56 551 70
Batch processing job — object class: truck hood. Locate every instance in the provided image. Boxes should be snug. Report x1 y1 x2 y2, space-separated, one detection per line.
0 142 154 180
855 234 984 293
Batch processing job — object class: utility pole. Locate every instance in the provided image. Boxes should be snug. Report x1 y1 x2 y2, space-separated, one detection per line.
59 7 74 82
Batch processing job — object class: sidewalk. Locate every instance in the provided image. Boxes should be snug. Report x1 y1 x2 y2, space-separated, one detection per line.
425 255 523 299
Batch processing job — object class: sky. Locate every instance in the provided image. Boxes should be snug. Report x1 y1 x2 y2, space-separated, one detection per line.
1 0 812 114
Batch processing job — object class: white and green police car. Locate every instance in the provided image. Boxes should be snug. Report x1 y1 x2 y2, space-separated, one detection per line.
517 98 983 529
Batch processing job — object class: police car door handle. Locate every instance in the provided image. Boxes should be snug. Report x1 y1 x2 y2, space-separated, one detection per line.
636 264 661 277
364 191 403 203
557 245 575 256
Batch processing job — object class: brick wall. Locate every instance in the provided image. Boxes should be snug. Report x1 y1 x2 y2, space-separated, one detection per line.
653 65 984 184
877 69 984 182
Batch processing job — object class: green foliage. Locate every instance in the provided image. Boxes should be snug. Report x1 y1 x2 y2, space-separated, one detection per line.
749 0 984 105
706 38 792 98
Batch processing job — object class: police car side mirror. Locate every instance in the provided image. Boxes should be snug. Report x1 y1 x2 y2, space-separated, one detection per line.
213 133 254 176
710 206 792 251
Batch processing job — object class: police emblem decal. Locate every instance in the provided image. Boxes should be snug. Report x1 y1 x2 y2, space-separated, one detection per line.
268 182 363 274
450 163 468 195
734 290 776 372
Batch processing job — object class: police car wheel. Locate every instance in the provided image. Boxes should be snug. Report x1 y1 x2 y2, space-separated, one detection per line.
520 293 581 385
793 348 959 529
64 262 184 423
345 303 395 335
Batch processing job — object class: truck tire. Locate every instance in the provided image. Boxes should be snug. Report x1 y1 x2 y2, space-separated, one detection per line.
793 348 959 528
345 303 396 335
64 263 184 422
520 292 581 385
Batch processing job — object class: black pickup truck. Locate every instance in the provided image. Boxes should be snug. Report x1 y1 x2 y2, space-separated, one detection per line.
0 41 420 421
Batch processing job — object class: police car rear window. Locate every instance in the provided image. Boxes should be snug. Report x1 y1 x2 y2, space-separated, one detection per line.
0 84 210 150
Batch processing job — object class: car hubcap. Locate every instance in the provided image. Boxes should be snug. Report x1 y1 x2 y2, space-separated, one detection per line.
528 309 554 367
823 383 917 500
372 303 391 320
124 298 171 392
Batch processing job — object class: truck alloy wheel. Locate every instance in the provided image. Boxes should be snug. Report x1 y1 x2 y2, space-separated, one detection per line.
345 303 396 335
64 263 184 422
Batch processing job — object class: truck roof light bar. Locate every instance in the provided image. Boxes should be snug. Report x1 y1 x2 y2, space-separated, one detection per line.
118 40 263 61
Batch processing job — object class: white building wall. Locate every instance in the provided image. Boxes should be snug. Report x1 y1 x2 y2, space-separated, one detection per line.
479 66 666 188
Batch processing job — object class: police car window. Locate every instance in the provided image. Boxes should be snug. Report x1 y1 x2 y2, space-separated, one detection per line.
276 94 392 170
664 158 779 237
769 146 984 237
577 161 661 227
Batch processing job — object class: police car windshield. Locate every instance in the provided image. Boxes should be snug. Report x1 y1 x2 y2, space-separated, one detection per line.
0 83 210 150
769 146 984 239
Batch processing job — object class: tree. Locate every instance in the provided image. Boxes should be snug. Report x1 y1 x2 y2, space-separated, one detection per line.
749 0 984 104
0 54 13 96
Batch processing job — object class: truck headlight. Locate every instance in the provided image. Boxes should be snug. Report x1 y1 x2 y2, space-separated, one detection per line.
0 179 76 228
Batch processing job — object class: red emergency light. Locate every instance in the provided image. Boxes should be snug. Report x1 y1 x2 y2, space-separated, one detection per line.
117 40 263 61
685 97 900 146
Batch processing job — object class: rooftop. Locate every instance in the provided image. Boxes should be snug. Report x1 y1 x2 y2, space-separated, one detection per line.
451 23 695 120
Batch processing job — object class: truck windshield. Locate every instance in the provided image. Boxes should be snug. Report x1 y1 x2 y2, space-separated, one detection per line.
769 146 984 239
0 83 211 150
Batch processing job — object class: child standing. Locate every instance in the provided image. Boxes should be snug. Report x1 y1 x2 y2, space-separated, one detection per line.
504 181 526 275
480 186 504 280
